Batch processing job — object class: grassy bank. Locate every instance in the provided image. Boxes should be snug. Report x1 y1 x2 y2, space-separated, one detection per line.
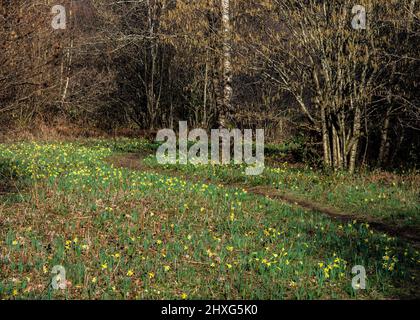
0 139 419 299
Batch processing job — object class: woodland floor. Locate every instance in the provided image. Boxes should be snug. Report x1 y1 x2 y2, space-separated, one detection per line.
109 153 420 245
0 138 419 299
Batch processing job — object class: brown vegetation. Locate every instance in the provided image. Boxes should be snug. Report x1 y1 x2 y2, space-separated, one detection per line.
1 0 419 171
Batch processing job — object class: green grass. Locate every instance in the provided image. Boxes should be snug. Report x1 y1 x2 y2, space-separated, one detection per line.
143 155 420 228
0 138 419 299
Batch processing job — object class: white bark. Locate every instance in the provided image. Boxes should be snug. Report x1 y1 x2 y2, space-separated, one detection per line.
220 0 232 128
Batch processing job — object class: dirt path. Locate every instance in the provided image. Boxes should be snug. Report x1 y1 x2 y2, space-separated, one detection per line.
247 186 420 244
108 153 420 246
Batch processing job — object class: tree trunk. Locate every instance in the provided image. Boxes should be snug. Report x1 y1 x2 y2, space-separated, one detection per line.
378 108 391 167
60 0 73 112
320 104 331 167
349 105 361 174
146 0 159 129
409 0 416 31
219 0 233 128
332 125 342 170
203 51 209 128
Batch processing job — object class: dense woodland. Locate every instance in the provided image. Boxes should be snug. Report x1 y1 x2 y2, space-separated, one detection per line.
1 1 420 301
1 0 419 171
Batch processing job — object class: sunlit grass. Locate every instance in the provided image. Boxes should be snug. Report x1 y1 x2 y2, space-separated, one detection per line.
0 139 419 299
143 155 420 227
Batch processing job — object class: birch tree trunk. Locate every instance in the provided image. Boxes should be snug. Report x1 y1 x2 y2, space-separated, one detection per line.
203 50 209 127
61 0 74 111
219 0 233 128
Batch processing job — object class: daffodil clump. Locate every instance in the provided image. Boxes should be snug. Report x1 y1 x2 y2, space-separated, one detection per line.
318 255 348 280
0 142 112 181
